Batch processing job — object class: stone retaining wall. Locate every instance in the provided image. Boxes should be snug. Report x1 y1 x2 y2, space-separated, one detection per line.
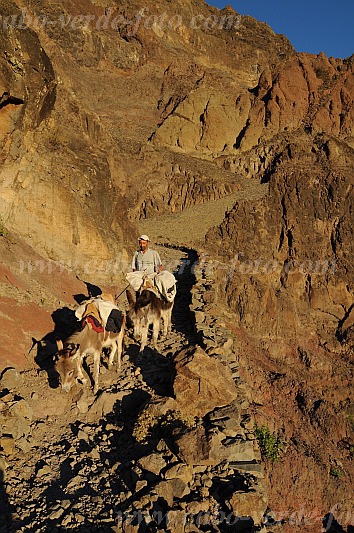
189 251 269 528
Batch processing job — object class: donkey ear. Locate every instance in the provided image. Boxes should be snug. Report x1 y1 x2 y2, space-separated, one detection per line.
126 289 136 306
70 344 80 357
56 338 63 351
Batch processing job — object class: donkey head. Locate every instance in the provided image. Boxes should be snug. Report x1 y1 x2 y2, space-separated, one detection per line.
136 289 152 309
55 340 81 392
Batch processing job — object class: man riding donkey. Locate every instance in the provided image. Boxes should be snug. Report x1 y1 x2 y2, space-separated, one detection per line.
126 235 177 352
131 234 164 275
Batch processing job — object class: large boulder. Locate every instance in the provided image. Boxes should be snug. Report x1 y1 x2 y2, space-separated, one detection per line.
227 487 268 526
173 346 238 419
174 426 256 466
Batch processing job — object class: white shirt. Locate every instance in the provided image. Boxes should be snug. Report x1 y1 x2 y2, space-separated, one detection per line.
131 248 162 275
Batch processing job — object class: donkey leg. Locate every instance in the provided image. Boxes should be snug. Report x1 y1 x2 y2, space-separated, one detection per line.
134 321 141 340
161 310 169 337
77 354 88 385
116 330 124 370
152 318 160 350
167 305 173 334
140 325 148 354
108 342 117 368
93 351 101 394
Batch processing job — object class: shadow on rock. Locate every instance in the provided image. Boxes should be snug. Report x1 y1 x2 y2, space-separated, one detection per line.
43 388 160 525
170 245 198 341
125 341 174 397
32 306 79 389
0 467 12 531
323 513 354 533
210 473 255 532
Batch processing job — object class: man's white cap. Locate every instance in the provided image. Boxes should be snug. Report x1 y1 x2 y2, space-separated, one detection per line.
138 234 150 241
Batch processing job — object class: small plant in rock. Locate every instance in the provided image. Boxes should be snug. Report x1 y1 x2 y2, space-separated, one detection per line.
349 445 354 458
161 409 197 433
330 466 344 478
132 408 156 443
0 217 7 237
255 424 282 463
314 66 330 82
348 414 354 431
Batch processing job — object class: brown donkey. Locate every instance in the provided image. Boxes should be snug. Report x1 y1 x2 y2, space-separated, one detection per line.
126 288 174 353
55 322 124 394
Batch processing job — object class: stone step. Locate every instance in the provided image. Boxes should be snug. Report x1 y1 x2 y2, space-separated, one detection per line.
229 461 263 477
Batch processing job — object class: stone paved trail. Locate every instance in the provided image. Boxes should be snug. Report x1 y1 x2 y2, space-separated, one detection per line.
0 183 267 532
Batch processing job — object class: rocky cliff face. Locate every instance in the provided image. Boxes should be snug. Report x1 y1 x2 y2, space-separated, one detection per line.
206 95 354 533
209 135 353 344
0 0 296 270
2 1 352 264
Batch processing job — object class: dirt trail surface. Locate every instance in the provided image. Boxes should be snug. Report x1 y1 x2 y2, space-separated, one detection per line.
0 246 183 527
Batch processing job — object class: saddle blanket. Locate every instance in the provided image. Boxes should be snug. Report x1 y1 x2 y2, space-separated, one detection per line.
126 270 176 302
75 296 124 332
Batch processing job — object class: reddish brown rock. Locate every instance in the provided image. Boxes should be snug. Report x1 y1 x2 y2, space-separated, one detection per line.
175 425 255 466
174 426 213 466
227 489 268 526
173 346 238 418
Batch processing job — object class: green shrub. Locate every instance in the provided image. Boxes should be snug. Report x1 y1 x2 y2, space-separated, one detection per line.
348 414 354 431
255 424 281 462
330 466 343 478
0 217 7 237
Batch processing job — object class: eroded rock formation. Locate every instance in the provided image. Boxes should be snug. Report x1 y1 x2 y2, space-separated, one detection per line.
0 0 295 268
206 119 354 533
